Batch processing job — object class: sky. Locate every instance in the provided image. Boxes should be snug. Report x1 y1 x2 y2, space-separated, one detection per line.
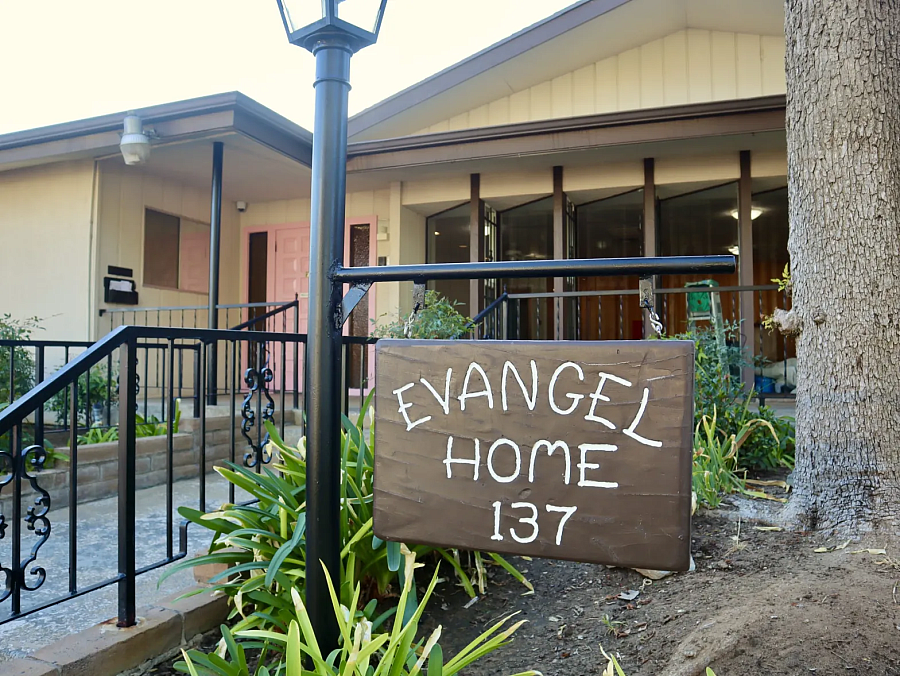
0 0 576 135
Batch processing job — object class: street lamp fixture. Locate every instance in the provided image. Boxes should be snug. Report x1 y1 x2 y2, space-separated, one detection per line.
275 0 388 656
277 0 388 52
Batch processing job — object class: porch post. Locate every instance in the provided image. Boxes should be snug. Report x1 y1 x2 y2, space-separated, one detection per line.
207 140 224 405
469 174 484 326
738 150 755 389
642 158 658 337
552 166 564 339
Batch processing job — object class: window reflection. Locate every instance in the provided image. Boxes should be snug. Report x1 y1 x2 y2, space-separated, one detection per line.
575 189 643 340
426 202 470 317
658 182 740 335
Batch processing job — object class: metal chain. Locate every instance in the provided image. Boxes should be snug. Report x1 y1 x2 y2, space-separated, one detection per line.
639 278 664 338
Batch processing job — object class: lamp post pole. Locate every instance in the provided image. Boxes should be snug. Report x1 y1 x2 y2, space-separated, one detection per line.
305 37 352 653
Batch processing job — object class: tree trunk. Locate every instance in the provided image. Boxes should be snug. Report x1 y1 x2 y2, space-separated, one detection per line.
785 0 900 530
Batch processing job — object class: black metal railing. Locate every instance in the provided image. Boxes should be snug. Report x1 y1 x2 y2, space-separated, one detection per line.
473 283 795 399
0 325 372 629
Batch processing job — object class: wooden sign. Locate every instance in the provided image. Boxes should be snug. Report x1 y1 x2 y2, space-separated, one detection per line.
373 340 694 571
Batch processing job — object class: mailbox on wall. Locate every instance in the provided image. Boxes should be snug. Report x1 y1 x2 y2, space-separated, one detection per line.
103 266 139 305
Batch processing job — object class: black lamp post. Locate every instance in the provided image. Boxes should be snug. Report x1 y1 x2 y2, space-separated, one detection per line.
276 0 388 654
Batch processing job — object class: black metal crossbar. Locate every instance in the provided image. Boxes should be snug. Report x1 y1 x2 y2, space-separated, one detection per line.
333 255 735 283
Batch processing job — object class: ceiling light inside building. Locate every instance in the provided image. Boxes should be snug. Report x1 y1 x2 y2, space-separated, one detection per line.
730 208 762 220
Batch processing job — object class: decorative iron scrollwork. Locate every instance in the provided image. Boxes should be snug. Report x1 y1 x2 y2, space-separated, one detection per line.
241 349 275 468
0 443 52 606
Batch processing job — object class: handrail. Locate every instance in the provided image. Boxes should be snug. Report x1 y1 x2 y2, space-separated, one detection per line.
0 326 301 438
99 300 302 316
455 292 509 338
470 292 509 326
229 299 299 331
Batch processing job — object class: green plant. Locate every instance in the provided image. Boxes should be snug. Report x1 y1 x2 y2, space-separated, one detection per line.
667 322 795 471
48 363 118 427
76 399 181 444
177 547 538 676
0 315 44 454
372 291 472 340
162 394 530 654
600 646 716 676
0 314 41 402
692 408 777 509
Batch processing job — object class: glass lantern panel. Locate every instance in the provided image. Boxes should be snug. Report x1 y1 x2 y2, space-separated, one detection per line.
280 0 327 33
336 0 382 33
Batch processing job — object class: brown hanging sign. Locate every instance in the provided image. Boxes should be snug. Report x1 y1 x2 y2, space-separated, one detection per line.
373 339 695 571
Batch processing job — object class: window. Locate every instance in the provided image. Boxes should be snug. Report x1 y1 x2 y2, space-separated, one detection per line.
143 208 210 293
426 202 471 316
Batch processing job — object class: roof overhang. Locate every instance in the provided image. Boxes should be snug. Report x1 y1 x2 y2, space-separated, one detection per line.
347 95 785 173
0 92 312 173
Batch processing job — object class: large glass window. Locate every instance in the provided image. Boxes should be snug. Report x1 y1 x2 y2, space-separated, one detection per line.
499 197 554 339
752 184 793 370
658 182 740 335
575 189 644 340
426 203 471 316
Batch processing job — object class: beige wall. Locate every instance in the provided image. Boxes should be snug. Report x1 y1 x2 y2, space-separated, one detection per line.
0 160 95 340
95 161 241 338
417 29 785 134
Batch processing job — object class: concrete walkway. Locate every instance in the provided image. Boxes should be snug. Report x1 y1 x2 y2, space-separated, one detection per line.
0 471 244 662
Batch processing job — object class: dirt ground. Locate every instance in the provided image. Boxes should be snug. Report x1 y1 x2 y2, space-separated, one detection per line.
430 501 900 676
150 499 900 676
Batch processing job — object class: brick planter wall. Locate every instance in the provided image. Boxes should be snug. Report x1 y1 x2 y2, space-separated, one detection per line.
0 411 297 514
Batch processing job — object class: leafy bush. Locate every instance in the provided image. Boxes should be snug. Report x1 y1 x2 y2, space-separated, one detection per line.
76 399 181 444
372 291 472 340
692 408 777 509
48 363 118 428
0 313 41 403
163 395 530 656
669 322 795 471
177 547 537 676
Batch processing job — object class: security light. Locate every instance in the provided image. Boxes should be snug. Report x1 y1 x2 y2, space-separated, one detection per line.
119 115 151 166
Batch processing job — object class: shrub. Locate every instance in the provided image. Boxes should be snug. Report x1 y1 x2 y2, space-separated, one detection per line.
177 547 538 676
76 399 181 444
163 394 530 655
692 408 777 509
669 322 795 471
0 313 41 403
372 291 472 340
48 362 118 428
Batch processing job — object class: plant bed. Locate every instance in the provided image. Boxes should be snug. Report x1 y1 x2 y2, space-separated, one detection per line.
145 509 900 676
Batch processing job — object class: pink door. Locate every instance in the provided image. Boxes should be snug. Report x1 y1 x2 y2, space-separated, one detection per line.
270 226 310 391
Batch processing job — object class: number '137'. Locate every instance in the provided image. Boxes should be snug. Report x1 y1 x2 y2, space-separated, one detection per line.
491 501 577 546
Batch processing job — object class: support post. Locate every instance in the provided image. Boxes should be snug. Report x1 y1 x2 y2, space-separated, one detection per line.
117 337 137 627
552 166 564 339
738 150 755 389
469 174 484 325
207 141 224 405
642 158 658 338
306 38 352 655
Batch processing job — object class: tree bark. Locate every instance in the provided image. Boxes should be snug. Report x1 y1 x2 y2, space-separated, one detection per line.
785 0 900 530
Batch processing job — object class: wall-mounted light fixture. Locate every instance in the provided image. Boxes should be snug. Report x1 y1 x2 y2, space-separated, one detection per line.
119 114 152 166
